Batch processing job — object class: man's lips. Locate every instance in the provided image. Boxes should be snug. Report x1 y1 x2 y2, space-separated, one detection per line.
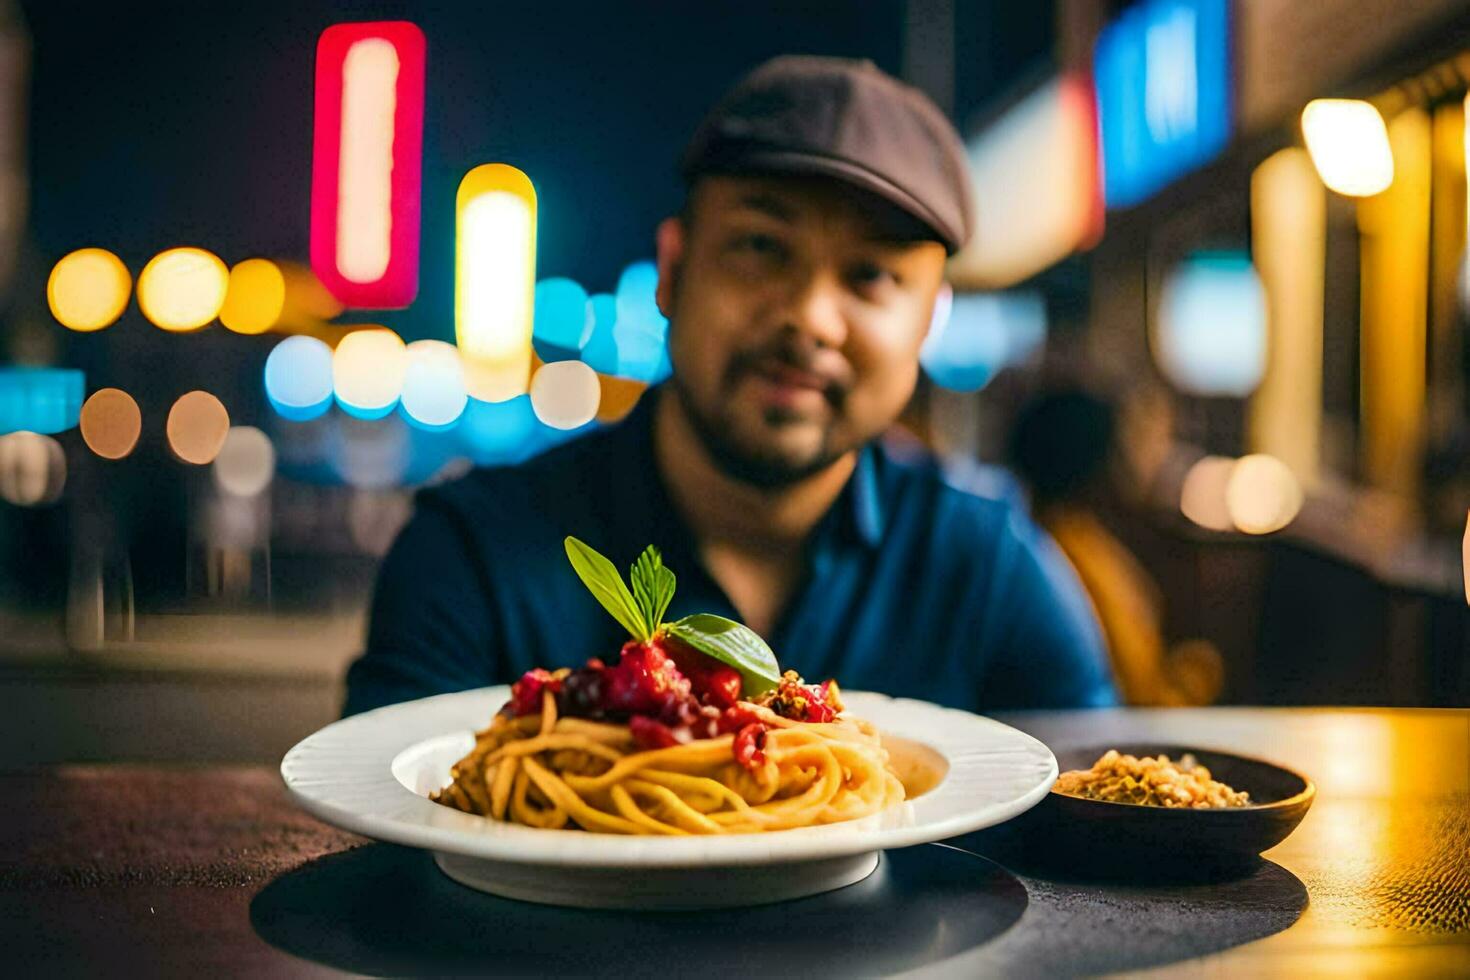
753 361 833 392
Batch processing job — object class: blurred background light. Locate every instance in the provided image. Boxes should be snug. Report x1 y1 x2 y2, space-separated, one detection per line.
459 394 537 464
611 260 672 383
597 375 647 423
137 247 229 332
47 247 130 332
310 21 425 309
532 277 590 356
530 360 601 429
948 74 1102 288
1301 99 1394 197
219 258 286 335
1226 453 1302 534
265 336 334 421
400 339 468 430
79 388 142 460
581 292 620 375
212 425 276 498
331 413 409 488
0 431 66 507
1155 251 1267 397
1094 0 1231 208
166 391 230 465
333 327 406 419
1179 454 1235 531
0 367 83 435
457 163 537 401
920 288 1046 392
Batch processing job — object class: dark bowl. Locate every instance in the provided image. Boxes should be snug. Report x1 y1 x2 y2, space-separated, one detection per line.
1003 743 1315 880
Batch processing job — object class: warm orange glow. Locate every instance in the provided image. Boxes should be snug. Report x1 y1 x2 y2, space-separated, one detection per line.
1225 454 1302 534
597 374 647 422
1179 455 1235 532
79 388 142 460
337 38 400 284
457 164 537 400
166 391 230 465
219 258 286 335
333 327 406 418
138 247 230 332
1301 99 1394 197
47 248 131 332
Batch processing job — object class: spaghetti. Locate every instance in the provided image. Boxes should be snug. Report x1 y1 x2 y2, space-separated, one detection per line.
434 685 905 835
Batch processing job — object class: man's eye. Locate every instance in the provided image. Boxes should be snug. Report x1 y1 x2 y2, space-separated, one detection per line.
849 262 898 289
732 233 785 257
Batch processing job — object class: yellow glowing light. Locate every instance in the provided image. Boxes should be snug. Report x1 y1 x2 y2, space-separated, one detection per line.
597 374 647 422
1179 455 1235 532
219 258 286 335
0 431 66 506
457 164 537 400
333 327 406 417
337 38 400 283
47 248 131 332
138 247 230 332
530 360 600 429
166 391 230 465
79 388 142 460
1301 99 1394 197
212 426 276 497
1225 453 1302 535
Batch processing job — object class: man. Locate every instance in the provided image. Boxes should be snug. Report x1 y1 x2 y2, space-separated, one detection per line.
343 56 1116 716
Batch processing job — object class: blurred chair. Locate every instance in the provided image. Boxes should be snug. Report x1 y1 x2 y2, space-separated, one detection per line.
1007 387 1223 706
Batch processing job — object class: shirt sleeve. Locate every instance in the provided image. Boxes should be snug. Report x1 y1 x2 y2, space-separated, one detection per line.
974 508 1119 710
341 494 498 716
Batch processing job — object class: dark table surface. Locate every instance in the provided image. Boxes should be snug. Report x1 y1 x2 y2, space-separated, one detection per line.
3 707 1467 978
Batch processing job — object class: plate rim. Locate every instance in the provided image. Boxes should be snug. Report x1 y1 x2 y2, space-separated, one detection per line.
281 686 1058 868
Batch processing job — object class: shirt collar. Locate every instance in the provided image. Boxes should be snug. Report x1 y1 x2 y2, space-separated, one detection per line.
620 386 887 550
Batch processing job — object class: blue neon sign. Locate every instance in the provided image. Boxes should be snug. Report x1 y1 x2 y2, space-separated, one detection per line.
1094 0 1231 208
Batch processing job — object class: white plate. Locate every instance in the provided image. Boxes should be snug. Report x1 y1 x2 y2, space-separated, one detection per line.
281 686 1057 908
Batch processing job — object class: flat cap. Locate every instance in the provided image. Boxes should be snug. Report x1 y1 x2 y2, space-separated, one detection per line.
681 55 975 254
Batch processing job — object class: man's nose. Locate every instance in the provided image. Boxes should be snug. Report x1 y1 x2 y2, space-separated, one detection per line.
784 268 849 350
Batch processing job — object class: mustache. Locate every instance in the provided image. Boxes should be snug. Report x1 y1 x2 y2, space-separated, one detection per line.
725 342 854 402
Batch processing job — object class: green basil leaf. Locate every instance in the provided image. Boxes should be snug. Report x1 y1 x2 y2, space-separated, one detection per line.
629 545 677 631
564 536 649 641
664 613 782 696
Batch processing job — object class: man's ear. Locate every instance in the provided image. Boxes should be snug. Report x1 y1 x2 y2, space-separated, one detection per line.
655 216 685 319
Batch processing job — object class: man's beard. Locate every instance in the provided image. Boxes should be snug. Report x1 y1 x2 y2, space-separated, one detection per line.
669 371 849 489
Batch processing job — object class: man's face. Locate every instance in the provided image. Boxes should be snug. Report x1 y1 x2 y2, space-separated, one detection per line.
656 175 948 487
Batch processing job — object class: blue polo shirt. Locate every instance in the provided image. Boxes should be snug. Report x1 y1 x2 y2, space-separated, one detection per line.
343 389 1116 716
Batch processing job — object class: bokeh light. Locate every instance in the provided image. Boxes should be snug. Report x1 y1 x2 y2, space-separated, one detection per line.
400 339 468 430
530 360 601 430
138 247 230 332
79 388 142 460
47 248 131 332
0 367 84 435
0 431 66 507
457 164 536 399
333 327 406 419
582 292 620 374
459 394 537 463
920 288 1046 392
612 260 671 383
166 391 230 465
212 426 276 498
1226 453 1302 535
1179 455 1235 532
265 336 334 421
1301 99 1394 197
533 277 590 354
331 413 409 488
219 258 286 335
598 375 647 422
1156 252 1267 397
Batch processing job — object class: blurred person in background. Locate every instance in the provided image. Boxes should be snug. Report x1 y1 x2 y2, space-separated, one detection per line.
344 56 1117 716
1007 385 1222 705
